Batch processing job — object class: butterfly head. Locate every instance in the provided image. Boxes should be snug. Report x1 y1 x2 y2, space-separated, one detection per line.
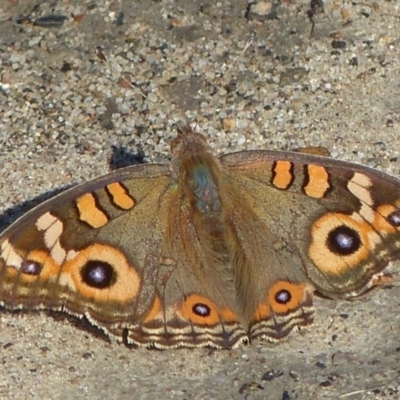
170 125 211 158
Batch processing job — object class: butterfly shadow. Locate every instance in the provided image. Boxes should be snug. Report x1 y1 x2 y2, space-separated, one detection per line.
108 145 146 170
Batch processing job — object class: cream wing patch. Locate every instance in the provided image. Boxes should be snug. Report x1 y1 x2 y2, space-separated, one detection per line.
0 239 23 269
36 212 67 265
347 173 375 223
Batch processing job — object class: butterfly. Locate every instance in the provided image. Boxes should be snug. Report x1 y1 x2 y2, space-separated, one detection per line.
0 125 398 349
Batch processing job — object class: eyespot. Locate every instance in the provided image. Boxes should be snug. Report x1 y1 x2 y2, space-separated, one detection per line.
274 289 291 305
65 244 141 303
388 210 400 227
250 281 313 341
192 302 211 317
250 281 311 321
268 281 310 313
326 225 361 256
308 212 372 275
21 260 42 275
178 294 238 325
372 204 400 233
80 260 116 289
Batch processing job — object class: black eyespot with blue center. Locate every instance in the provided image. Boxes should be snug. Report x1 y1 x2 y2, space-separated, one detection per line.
81 260 116 289
192 303 211 317
327 225 361 255
21 260 42 275
388 210 400 227
275 289 291 304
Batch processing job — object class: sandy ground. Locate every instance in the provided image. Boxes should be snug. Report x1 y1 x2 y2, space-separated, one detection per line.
0 0 399 399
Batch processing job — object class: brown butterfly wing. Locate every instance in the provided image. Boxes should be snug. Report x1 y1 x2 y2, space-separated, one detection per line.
0 165 172 341
0 161 248 348
220 150 400 341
